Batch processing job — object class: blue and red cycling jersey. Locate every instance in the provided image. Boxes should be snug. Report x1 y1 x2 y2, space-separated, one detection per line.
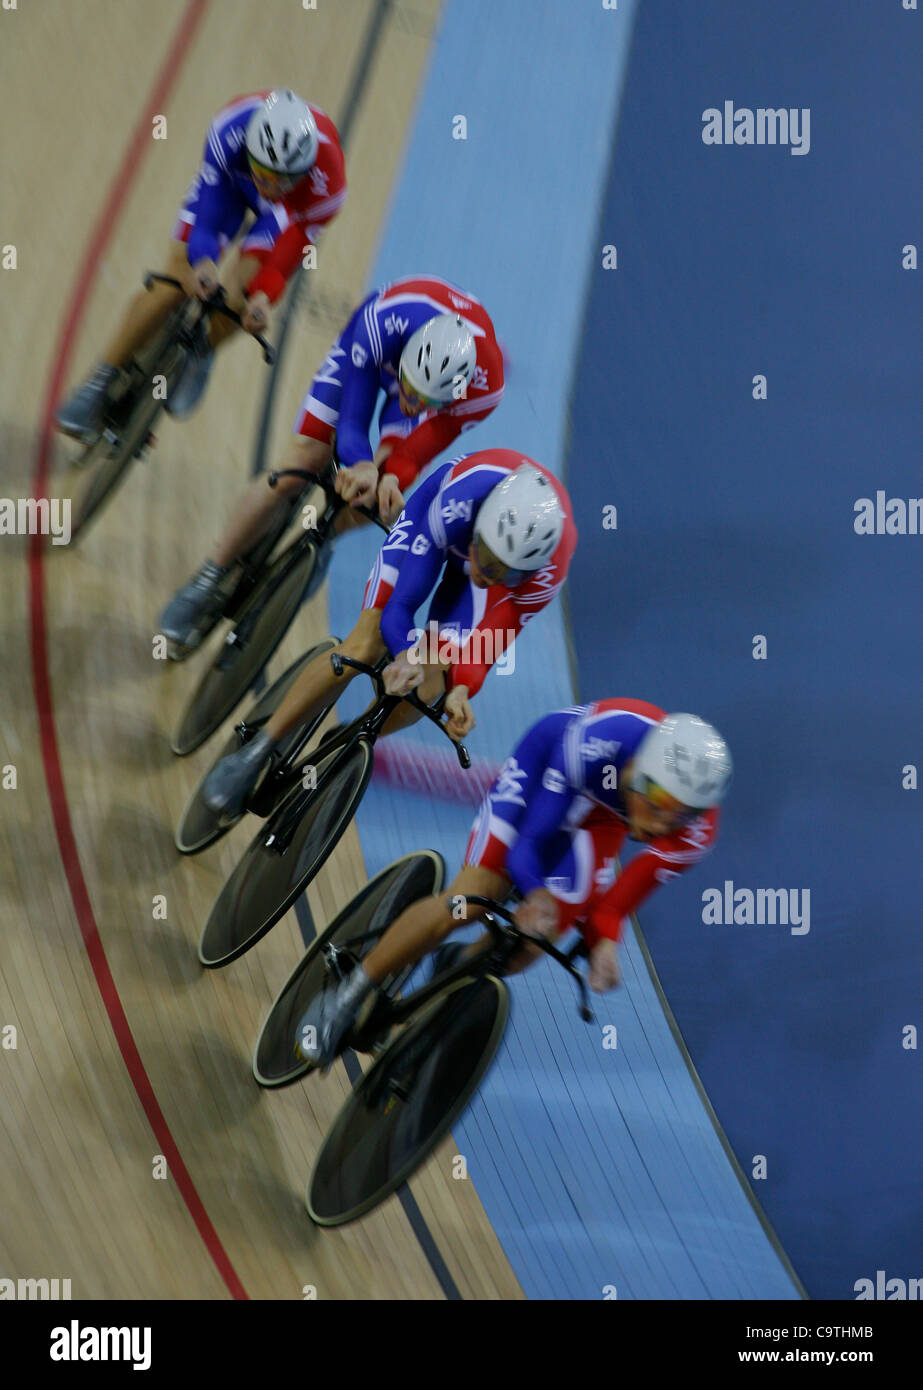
362 448 576 696
465 699 720 942
171 91 346 304
295 275 504 490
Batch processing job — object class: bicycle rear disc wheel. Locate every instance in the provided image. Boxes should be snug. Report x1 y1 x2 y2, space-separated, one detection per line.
253 850 446 1087
171 543 319 756
307 975 509 1226
198 737 373 968
174 639 338 855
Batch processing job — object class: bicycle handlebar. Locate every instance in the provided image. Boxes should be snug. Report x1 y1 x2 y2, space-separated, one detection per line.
461 895 595 1022
143 273 275 363
329 653 471 770
267 465 390 534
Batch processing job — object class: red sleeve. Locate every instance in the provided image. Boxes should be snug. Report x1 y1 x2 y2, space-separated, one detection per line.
382 413 465 491
584 810 720 943
445 591 522 697
383 335 505 490
246 121 347 304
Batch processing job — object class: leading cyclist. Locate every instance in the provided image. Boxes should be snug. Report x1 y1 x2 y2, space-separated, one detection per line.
296 702 733 1068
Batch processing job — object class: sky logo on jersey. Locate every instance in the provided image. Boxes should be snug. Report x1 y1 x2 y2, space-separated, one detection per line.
468 365 489 392
492 758 529 807
581 737 621 764
542 766 568 795
448 292 472 311
441 497 473 525
384 312 410 336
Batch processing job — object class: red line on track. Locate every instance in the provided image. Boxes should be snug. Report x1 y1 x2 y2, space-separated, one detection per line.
28 0 249 1301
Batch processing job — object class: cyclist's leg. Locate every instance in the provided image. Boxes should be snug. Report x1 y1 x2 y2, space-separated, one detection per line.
361 864 510 984
212 430 333 567
100 240 190 369
264 606 387 740
211 323 349 560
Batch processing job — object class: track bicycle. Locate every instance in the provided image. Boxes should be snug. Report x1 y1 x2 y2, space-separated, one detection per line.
253 873 593 1225
61 273 274 541
196 654 470 968
171 465 387 755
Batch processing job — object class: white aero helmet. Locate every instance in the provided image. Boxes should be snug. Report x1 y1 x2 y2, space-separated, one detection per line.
631 713 733 810
474 463 565 574
246 90 319 179
400 313 477 404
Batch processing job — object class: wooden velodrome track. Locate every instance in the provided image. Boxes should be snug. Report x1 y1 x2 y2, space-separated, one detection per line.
0 0 522 1299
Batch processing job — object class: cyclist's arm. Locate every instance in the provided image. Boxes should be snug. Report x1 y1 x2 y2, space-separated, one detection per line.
187 141 237 268
445 590 523 697
246 213 338 305
584 815 719 944
504 747 581 899
377 471 450 657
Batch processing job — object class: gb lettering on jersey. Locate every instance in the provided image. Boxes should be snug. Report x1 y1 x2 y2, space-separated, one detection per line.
542 767 568 795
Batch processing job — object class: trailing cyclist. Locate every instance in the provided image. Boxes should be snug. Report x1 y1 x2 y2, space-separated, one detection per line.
55 88 346 439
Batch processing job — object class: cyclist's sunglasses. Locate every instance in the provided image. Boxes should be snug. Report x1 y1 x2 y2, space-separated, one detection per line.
247 156 302 194
629 773 701 825
398 366 443 412
472 534 528 588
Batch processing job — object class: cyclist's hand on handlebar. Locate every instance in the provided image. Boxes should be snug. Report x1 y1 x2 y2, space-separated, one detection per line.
376 474 404 527
444 685 475 742
336 460 378 509
184 257 220 300
383 649 424 696
588 938 621 993
515 888 559 940
241 290 271 336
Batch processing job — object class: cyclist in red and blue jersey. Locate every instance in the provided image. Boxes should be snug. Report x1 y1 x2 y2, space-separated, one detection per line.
201 448 576 818
56 89 346 438
296 701 733 1068
158 273 504 653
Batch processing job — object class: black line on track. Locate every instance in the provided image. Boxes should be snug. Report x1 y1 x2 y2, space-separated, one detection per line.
341 1049 463 1301
244 1 465 1300
247 0 396 906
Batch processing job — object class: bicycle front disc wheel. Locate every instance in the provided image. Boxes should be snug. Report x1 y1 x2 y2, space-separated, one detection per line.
174 639 339 855
197 737 373 968
307 975 509 1226
253 849 446 1088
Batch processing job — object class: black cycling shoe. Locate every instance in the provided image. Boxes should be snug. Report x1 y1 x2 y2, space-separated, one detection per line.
202 729 277 821
428 940 473 981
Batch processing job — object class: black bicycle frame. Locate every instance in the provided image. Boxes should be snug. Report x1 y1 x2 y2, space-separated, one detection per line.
343 897 594 1054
